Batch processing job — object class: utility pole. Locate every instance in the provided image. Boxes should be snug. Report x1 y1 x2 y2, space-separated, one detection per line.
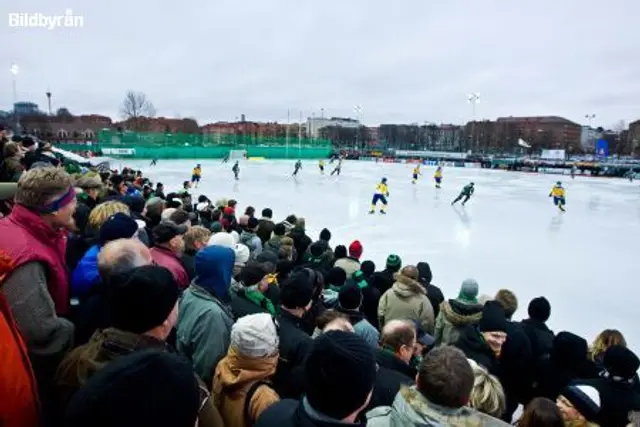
46 90 52 115
10 64 20 131
467 93 480 153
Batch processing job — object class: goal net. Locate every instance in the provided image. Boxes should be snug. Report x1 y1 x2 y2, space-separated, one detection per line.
229 149 247 160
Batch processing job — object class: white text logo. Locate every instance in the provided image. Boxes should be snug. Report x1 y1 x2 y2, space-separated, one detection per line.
8 9 84 30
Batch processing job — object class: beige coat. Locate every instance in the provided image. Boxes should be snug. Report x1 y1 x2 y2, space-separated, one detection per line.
378 272 435 334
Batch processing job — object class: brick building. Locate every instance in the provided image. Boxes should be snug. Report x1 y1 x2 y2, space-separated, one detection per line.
629 119 640 155
201 121 288 139
494 116 582 153
117 116 199 134
21 114 113 141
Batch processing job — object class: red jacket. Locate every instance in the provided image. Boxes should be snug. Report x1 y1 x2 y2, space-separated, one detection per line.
0 205 70 315
150 246 190 289
0 251 40 427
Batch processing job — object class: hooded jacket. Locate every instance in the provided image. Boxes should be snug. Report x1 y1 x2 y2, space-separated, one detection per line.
333 257 361 278
366 386 509 427
213 346 280 427
433 299 483 346
257 217 275 244
378 272 435 333
177 246 236 386
71 245 101 299
335 305 379 349
239 230 263 257
454 325 501 376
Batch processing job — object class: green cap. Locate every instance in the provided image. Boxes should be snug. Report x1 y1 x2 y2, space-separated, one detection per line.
386 254 402 269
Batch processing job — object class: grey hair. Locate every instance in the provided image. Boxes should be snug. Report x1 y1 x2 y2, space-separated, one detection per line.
98 239 150 278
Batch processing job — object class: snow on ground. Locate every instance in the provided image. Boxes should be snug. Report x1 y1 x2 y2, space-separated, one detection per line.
124 158 640 350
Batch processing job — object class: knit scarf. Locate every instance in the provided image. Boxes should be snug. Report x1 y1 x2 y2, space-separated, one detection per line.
245 289 276 316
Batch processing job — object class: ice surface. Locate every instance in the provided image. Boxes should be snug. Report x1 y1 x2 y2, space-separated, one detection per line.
125 158 640 350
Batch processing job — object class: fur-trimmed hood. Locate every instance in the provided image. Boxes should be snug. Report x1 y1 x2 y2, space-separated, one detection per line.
391 272 426 298
440 299 483 327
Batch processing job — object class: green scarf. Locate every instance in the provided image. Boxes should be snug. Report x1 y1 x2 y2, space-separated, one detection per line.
245 289 276 316
353 271 369 290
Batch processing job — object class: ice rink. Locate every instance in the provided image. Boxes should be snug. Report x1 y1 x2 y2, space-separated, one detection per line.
126 158 640 349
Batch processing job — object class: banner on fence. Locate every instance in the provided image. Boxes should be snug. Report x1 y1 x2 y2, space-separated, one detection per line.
102 148 136 156
540 149 565 160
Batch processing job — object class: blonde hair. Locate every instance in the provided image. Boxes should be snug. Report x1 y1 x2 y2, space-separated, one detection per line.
495 289 518 319
590 329 626 363
183 226 212 252
88 201 130 233
468 359 506 418
15 166 73 209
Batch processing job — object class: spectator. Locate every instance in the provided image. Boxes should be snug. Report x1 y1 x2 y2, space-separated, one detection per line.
589 328 627 370
345 260 381 329
142 196 165 243
181 226 212 281
377 265 435 334
74 238 153 345
74 174 103 212
376 320 417 379
87 200 130 236
233 243 251 279
107 174 127 196
467 358 506 419
517 397 564 427
433 278 484 345
151 221 190 289
64 350 205 427
71 213 139 300
239 216 263 257
67 175 105 271
256 331 377 427
0 182 17 218
579 345 640 426
334 240 363 277
154 182 165 199
336 284 379 348
322 266 348 308
245 205 256 217
521 297 554 365
1 141 25 181
371 254 402 296
311 310 354 337
415 261 444 319
231 264 276 317
334 244 347 260
0 249 40 427
556 385 601 427
366 346 508 427
271 269 315 399
282 214 297 232
0 167 76 411
177 245 235 386
264 222 286 253
288 217 312 264
318 227 332 250
454 301 507 375
213 313 280 427
257 207 275 244
169 208 194 228
209 230 236 249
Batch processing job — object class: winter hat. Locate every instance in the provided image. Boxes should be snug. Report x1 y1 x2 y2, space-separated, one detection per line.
305 331 377 419
108 266 179 334
326 267 347 287
280 269 315 309
231 313 279 358
153 221 188 244
339 284 363 310
223 206 234 216
99 213 139 246
240 264 268 287
309 241 325 257
478 301 507 334
386 254 402 270
348 240 363 259
334 245 347 259
64 350 200 427
256 250 278 266
273 223 286 236
603 345 640 380
210 221 223 233
196 202 209 212
416 262 433 285
208 232 235 249
261 208 273 218
360 260 376 277
528 297 551 322
320 228 331 242
248 217 260 230
561 384 601 422
234 244 250 266
238 215 250 226
457 278 479 304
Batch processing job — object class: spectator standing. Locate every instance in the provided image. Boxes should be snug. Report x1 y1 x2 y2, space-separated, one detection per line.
213 313 281 427
230 264 276 317
588 329 627 371
151 221 190 289
467 358 506 419
257 207 275 244
346 260 381 329
556 385 601 427
239 216 263 258
181 226 212 281
377 265 435 334
376 320 417 379
336 284 379 348
0 142 25 182
371 254 402 295
520 297 555 365
265 222 286 253
433 278 484 345
334 240 363 278
288 217 312 264
415 261 444 319
517 397 564 427
177 245 235 386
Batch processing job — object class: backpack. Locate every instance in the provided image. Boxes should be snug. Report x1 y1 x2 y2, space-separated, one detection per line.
243 380 273 427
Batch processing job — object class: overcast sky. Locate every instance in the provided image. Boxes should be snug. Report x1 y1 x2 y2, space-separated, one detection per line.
1 0 639 127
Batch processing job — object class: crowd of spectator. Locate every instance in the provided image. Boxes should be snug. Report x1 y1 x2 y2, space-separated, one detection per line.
1 129 639 427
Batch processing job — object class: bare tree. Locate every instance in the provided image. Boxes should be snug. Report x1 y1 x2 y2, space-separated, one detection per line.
120 91 156 131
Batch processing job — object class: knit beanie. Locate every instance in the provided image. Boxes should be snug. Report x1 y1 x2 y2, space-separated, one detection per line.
99 213 139 246
561 384 601 422
457 278 479 304
64 350 200 427
334 245 347 259
273 223 286 236
320 228 331 242
339 284 363 311
108 266 179 334
360 260 376 277
603 345 640 380
210 221 223 233
208 232 235 249
231 313 279 358
478 301 507 334
416 262 433 285
348 240 363 259
326 267 347 288
309 241 325 257
280 269 315 309
240 264 267 287
305 331 377 419
528 297 551 322
386 254 402 271
234 243 250 266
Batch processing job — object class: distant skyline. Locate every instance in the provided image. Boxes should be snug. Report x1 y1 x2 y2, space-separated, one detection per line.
2 0 639 128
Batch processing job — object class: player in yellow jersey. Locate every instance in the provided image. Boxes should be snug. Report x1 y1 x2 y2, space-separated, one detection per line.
369 177 389 214
434 166 443 188
549 181 566 212
412 164 421 184
191 164 202 188
319 159 325 174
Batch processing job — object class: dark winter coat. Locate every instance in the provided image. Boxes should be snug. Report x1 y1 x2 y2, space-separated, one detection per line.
416 262 445 320
256 398 365 427
371 268 396 296
376 348 417 379
181 249 198 281
272 310 313 399
578 376 640 427
367 367 414 414
345 273 381 330
520 318 554 364
433 299 483 346
257 218 275 244
454 325 501 376
229 287 270 319
498 321 534 420
288 227 312 265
